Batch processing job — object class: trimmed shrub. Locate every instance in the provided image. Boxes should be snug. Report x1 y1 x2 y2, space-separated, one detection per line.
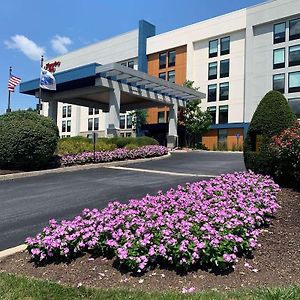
270 123 300 187
102 136 159 148
0 111 59 169
244 91 297 175
124 143 139 150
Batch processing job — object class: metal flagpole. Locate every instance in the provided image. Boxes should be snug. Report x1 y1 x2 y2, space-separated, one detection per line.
6 66 12 113
38 55 44 114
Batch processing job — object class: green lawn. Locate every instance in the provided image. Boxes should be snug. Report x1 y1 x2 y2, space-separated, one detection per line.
0 272 299 300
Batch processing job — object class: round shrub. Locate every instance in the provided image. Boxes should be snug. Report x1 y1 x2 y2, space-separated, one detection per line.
124 143 139 150
244 91 297 175
0 111 59 169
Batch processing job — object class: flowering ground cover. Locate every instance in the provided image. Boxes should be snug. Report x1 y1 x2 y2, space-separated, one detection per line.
26 171 280 274
61 145 169 166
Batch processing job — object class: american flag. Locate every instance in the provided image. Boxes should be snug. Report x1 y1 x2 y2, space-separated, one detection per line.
8 75 21 92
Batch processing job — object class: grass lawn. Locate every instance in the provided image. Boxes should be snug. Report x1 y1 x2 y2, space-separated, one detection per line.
0 272 299 300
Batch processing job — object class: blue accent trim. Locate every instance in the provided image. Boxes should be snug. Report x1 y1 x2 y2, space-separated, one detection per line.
20 63 101 94
210 122 248 130
138 20 155 73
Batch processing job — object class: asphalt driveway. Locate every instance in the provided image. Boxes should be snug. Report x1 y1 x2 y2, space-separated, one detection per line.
0 151 245 251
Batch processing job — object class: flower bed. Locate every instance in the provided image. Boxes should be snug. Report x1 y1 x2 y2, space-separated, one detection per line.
61 145 169 166
26 171 280 273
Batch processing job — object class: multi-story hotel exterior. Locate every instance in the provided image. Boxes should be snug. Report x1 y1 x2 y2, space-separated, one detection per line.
20 0 300 149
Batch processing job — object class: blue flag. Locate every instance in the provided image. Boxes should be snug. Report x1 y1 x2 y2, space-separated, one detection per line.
40 68 56 90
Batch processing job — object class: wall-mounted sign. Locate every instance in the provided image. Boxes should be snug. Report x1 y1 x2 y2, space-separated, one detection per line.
45 61 61 73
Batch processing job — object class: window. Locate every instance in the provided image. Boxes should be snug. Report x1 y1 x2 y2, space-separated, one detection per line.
88 107 93 115
159 53 167 69
94 118 99 131
128 61 134 69
289 45 300 67
218 129 228 143
219 82 229 101
208 62 217 80
288 98 300 118
220 36 230 55
94 108 99 115
166 110 169 122
207 106 216 124
62 106 67 118
120 62 127 66
208 84 217 102
158 111 165 123
209 39 218 58
289 71 300 93
120 115 125 129
219 105 228 124
67 120 71 132
88 118 93 131
62 120 66 132
289 18 300 41
67 105 72 118
273 74 285 93
168 70 175 83
126 132 132 137
159 72 166 80
168 50 176 67
220 59 230 78
274 22 286 44
273 48 285 69
127 114 132 129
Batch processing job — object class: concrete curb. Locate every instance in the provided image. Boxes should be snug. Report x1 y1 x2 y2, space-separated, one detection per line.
0 244 26 260
172 149 243 154
0 152 171 182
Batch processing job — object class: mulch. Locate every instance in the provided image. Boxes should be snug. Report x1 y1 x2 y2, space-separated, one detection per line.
0 188 299 293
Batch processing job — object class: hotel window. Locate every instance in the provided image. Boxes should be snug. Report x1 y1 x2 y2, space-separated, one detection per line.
88 107 93 115
273 48 285 69
208 84 217 102
288 98 300 118
288 71 300 93
94 118 99 131
67 105 72 118
220 59 230 78
289 18 300 41
274 22 286 44
67 120 71 132
120 62 127 67
62 106 67 118
209 39 218 58
219 82 229 101
159 52 167 69
128 60 134 69
220 36 230 55
159 72 166 80
273 74 285 93
208 62 217 80
88 118 93 131
219 105 228 124
120 115 125 129
158 111 165 123
207 106 216 124
289 45 300 67
218 129 228 143
127 114 132 129
168 50 176 67
168 70 175 83
94 108 99 115
62 120 66 132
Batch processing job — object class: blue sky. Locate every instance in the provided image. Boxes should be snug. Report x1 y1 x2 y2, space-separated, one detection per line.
0 0 265 114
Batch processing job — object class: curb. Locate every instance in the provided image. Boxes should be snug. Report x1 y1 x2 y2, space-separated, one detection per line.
0 152 171 182
0 244 26 260
172 150 243 154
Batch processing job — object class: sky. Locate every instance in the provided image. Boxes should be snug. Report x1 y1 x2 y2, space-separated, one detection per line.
0 0 266 114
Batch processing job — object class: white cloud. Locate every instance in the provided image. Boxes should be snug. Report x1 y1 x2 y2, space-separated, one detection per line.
4 34 45 61
51 35 72 54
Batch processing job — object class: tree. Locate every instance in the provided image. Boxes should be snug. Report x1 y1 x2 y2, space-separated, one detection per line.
130 109 148 137
183 80 212 148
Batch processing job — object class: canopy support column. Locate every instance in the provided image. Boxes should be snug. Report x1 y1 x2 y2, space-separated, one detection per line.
167 100 178 148
107 85 121 137
48 100 58 124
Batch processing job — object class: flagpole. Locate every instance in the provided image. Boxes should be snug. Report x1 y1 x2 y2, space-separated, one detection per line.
38 55 44 114
6 66 12 113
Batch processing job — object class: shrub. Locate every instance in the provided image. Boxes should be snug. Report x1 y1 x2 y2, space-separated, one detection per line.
0 111 59 169
26 171 280 273
244 91 297 175
270 122 300 187
124 143 139 150
102 136 159 148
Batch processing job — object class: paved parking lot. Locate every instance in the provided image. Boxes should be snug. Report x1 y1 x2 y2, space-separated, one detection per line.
0 151 244 251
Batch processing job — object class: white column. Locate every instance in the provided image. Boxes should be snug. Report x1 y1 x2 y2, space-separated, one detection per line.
107 87 121 137
48 100 58 125
167 100 178 148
